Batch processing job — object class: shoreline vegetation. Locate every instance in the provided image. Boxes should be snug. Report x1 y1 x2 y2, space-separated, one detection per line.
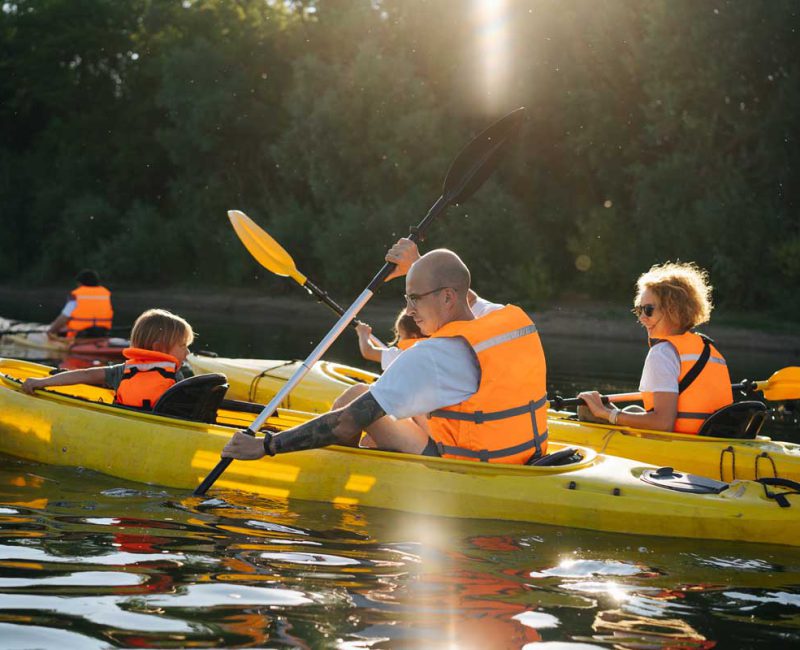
2 285 798 356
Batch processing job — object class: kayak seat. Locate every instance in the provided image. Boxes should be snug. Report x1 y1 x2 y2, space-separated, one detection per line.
528 447 582 466
153 373 229 424
698 401 767 439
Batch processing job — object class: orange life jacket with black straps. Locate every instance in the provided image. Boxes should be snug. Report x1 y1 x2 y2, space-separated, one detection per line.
643 332 733 434
396 337 424 351
426 304 549 463
65 285 113 338
114 348 178 409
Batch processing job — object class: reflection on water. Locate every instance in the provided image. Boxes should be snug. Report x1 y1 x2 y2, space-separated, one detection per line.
2 309 800 647
1 458 799 649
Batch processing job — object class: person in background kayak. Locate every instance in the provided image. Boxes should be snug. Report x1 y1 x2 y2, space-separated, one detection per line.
578 261 733 433
355 309 425 370
23 308 194 409
46 269 113 339
223 239 550 464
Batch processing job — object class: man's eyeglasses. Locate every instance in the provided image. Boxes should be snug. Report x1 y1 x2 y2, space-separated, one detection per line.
404 286 449 308
633 303 656 318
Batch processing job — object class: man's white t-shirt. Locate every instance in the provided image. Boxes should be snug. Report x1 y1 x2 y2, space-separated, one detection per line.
378 297 500 372
638 342 680 394
370 299 504 419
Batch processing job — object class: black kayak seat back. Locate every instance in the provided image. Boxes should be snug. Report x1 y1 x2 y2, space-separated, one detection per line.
528 447 583 466
698 401 767 439
152 373 228 423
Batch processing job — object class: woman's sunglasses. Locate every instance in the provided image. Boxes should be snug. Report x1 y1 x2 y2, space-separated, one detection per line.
633 303 656 317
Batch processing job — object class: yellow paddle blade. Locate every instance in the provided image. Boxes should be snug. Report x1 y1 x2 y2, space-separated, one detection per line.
755 367 800 401
228 209 306 283
228 210 307 285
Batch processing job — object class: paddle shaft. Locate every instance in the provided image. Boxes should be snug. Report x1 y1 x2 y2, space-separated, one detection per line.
303 278 387 348
193 199 446 496
195 109 525 495
551 379 762 410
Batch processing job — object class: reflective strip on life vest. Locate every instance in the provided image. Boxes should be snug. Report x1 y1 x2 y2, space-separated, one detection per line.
472 324 538 353
679 353 727 365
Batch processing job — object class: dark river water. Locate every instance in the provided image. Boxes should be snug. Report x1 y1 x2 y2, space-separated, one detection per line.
1 300 799 648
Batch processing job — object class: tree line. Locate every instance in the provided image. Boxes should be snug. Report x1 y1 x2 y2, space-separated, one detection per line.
2 0 798 316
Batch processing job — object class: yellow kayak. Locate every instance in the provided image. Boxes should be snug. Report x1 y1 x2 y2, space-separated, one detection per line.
186 353 800 483
187 352 378 412
0 357 798 546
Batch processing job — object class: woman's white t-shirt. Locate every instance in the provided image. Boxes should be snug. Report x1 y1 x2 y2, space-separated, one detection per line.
379 346 402 370
638 342 680 394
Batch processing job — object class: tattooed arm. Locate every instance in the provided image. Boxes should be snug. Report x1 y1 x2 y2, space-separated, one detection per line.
221 392 386 460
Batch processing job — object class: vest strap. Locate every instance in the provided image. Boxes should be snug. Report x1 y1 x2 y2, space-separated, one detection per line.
472 324 537 353
435 432 548 463
677 411 712 420
429 394 548 423
678 337 711 394
122 366 177 380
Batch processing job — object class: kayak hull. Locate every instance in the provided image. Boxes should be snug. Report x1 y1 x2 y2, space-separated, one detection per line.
0 358 798 546
548 411 800 483
187 354 800 483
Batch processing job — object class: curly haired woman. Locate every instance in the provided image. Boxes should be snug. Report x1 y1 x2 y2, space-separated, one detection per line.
579 262 733 433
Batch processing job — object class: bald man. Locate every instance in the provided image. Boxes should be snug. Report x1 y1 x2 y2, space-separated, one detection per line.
223 241 549 464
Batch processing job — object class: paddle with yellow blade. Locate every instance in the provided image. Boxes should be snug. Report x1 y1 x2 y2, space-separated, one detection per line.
228 209 386 347
549 367 800 409
194 106 527 496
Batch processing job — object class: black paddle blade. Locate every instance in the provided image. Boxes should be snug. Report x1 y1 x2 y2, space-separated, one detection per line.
442 107 525 206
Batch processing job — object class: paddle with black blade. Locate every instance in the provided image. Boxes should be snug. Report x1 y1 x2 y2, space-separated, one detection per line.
194 106 526 496
549 366 800 409
228 209 386 347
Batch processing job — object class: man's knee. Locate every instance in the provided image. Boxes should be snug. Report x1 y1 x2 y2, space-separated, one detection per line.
332 383 370 410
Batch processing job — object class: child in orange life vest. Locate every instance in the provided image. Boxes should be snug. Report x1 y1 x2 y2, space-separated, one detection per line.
47 268 114 339
22 309 194 409
355 309 425 371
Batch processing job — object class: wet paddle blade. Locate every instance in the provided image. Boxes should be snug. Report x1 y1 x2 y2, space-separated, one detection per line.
757 367 800 401
228 210 307 284
442 107 525 206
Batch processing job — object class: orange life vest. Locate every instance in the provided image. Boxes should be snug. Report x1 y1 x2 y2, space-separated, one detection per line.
426 305 549 463
114 348 178 409
65 285 113 338
396 337 424 351
643 332 733 434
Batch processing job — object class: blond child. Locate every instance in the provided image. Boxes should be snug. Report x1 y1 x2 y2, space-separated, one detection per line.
23 308 194 409
356 309 425 370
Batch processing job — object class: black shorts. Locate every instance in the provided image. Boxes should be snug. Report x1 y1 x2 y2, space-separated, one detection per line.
420 438 442 457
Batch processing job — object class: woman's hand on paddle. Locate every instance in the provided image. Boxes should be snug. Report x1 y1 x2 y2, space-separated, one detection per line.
384 238 420 281
355 322 372 341
222 430 267 461
577 391 613 421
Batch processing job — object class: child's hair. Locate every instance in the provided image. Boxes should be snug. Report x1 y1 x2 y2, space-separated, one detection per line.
635 261 714 332
390 310 423 345
130 308 194 351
